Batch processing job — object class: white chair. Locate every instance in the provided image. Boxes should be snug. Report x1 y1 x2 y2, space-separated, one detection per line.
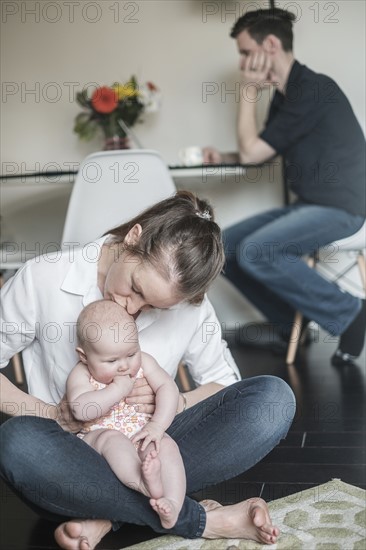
62 150 176 247
1 181 71 384
286 220 366 365
0 273 24 384
62 149 192 391
2 150 192 390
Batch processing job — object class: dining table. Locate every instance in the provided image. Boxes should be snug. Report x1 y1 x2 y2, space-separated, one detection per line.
0 160 285 272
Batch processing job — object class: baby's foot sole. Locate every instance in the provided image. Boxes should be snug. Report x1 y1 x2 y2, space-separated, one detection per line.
150 497 179 529
141 450 163 499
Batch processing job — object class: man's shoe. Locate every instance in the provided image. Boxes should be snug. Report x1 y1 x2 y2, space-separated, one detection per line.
331 300 366 366
331 349 358 367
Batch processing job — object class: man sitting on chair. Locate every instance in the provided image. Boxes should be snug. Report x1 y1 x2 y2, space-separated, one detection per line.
203 8 366 366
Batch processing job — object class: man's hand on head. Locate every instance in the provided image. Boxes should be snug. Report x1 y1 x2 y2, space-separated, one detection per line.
241 52 272 88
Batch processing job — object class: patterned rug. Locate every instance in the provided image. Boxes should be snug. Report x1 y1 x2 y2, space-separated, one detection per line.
125 480 366 549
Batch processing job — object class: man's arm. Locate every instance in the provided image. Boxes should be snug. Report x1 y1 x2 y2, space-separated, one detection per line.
202 148 241 165
203 52 277 166
237 52 277 164
203 137 274 166
237 95 276 164
202 106 275 165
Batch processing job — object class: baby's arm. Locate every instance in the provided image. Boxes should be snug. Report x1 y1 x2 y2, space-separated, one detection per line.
66 362 135 421
131 353 179 451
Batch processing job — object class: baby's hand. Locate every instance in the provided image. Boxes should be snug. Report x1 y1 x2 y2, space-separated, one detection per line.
112 371 135 393
131 421 165 452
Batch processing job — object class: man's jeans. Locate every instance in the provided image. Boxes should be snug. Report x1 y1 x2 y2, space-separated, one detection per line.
223 203 364 336
0 376 295 538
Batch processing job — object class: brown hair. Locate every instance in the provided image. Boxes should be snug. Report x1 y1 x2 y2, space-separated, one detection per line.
230 8 296 52
105 191 225 305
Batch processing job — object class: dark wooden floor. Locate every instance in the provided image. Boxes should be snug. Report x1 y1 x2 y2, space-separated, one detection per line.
1 329 365 549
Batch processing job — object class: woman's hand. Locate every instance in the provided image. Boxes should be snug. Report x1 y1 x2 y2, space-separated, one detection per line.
124 376 155 415
52 395 92 433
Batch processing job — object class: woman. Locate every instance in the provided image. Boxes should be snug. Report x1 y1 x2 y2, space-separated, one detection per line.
0 191 295 549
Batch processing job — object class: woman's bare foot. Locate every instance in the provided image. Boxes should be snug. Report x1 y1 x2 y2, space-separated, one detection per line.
141 450 163 499
200 499 223 512
203 497 280 545
54 519 112 550
150 497 179 529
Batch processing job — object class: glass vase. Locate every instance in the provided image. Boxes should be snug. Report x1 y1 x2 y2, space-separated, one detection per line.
104 136 130 150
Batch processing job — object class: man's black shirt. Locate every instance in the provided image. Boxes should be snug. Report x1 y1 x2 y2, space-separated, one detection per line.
260 60 366 217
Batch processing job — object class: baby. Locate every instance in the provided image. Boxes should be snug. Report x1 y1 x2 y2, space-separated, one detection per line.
66 299 186 528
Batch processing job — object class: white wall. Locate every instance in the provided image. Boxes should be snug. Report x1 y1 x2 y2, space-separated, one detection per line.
1 0 365 325
1 0 365 170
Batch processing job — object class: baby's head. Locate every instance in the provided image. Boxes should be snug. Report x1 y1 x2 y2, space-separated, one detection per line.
76 300 141 384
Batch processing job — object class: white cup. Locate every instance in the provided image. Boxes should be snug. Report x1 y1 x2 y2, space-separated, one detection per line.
179 146 203 166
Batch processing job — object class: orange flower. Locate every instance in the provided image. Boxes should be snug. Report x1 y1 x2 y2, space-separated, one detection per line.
91 86 118 114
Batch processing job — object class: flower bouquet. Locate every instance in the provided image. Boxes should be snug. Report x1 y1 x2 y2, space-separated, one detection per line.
74 76 160 149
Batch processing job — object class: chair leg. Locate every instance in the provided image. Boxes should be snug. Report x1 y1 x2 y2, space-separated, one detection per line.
177 363 192 392
286 255 316 366
11 354 25 386
286 311 303 365
357 252 366 293
0 272 25 385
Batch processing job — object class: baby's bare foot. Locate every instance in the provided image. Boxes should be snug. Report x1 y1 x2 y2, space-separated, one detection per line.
141 450 163 499
203 497 280 545
54 519 112 550
150 497 179 529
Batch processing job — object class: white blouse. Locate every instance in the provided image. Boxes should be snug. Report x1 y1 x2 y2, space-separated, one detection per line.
1 238 240 404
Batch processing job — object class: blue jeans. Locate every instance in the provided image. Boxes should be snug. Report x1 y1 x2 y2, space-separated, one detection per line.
0 376 295 538
223 204 364 336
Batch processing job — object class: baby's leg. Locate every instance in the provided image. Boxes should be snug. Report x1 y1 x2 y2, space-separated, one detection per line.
148 434 186 529
82 429 150 497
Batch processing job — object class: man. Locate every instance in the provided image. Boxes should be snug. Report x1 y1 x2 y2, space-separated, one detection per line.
204 8 366 366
